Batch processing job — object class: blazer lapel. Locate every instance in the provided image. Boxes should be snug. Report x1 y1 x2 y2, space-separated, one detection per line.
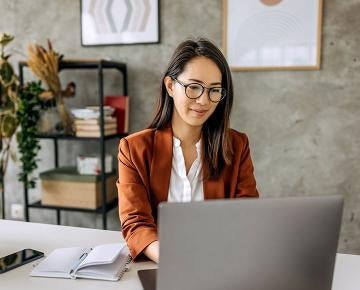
150 125 173 203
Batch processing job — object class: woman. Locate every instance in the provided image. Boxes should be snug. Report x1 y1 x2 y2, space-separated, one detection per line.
117 38 259 263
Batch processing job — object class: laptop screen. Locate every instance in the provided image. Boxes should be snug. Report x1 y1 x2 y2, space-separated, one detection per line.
153 195 343 290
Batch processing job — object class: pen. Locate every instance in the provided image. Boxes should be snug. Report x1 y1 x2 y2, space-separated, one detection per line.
69 250 90 279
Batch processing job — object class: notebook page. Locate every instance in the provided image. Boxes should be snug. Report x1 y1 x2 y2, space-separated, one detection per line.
76 246 131 281
31 247 87 275
78 243 125 269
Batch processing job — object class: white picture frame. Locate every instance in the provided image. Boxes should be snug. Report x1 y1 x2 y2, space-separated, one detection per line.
81 0 159 46
223 0 323 71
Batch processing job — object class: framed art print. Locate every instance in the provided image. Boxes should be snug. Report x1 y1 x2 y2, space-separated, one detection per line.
223 0 323 71
81 0 159 46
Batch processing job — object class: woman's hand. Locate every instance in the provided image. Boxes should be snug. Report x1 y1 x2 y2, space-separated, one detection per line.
143 240 159 263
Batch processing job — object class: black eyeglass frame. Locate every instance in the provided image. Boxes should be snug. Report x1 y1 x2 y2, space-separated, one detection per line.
172 78 227 103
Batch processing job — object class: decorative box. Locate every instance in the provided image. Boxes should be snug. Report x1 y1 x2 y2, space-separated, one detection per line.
77 155 113 175
40 166 117 209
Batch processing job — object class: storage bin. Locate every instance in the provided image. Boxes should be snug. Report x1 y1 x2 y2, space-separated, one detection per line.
40 166 117 209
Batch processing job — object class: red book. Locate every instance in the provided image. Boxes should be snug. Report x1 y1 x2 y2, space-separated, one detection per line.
104 96 129 133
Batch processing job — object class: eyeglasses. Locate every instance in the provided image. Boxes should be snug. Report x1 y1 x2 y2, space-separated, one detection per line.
173 78 226 103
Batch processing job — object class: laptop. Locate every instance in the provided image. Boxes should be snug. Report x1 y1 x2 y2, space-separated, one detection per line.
138 195 343 290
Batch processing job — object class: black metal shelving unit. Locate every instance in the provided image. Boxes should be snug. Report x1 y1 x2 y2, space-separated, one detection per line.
18 59 128 229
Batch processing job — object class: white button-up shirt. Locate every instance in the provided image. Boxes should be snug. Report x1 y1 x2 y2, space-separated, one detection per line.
167 137 204 202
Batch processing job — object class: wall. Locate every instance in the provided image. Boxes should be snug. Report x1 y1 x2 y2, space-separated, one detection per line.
1 0 359 253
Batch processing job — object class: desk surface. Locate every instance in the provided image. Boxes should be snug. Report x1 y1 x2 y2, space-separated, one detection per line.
0 219 359 290
0 220 156 290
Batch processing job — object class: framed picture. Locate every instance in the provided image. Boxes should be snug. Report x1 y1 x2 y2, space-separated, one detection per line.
81 0 159 46
223 0 323 71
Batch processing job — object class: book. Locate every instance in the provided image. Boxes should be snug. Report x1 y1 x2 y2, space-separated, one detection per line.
74 117 117 126
30 243 131 281
71 107 114 120
75 123 117 131
75 128 117 137
85 106 115 117
105 96 129 133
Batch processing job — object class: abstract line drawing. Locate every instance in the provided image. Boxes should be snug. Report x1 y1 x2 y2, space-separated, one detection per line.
223 0 323 71
81 0 159 46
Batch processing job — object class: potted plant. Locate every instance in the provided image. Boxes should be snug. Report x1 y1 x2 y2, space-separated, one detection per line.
0 33 43 219
0 33 19 218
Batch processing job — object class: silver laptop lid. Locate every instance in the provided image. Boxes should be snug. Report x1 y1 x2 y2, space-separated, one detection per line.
157 195 343 290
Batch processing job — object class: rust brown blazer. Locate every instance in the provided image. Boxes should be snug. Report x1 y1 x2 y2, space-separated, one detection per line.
117 125 259 259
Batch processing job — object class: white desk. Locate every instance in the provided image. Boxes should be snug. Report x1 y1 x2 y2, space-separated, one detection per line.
0 220 156 290
0 220 359 290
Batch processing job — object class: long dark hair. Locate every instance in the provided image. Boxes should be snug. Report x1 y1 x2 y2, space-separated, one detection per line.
148 38 234 179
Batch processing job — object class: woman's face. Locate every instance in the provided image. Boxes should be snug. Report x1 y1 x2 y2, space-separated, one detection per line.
165 56 222 129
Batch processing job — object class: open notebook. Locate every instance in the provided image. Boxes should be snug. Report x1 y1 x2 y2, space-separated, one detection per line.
30 243 131 281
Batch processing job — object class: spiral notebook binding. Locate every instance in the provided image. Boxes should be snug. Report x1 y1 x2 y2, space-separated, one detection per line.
117 254 132 280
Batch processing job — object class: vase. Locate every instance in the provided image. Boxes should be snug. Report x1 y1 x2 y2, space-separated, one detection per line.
37 105 73 135
57 102 74 135
37 106 61 134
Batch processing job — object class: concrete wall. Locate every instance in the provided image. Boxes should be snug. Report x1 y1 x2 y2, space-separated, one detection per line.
1 0 359 253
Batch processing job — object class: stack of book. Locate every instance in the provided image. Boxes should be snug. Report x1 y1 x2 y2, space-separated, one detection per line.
71 97 129 137
74 117 117 137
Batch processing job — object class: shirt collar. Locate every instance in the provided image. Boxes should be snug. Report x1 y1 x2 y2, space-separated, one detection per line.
172 136 201 152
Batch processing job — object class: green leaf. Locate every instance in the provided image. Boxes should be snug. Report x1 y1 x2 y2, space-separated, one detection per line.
1 114 17 137
0 61 14 84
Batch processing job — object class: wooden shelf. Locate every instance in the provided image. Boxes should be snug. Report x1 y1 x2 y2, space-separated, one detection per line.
36 132 127 141
19 58 128 229
28 199 118 213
